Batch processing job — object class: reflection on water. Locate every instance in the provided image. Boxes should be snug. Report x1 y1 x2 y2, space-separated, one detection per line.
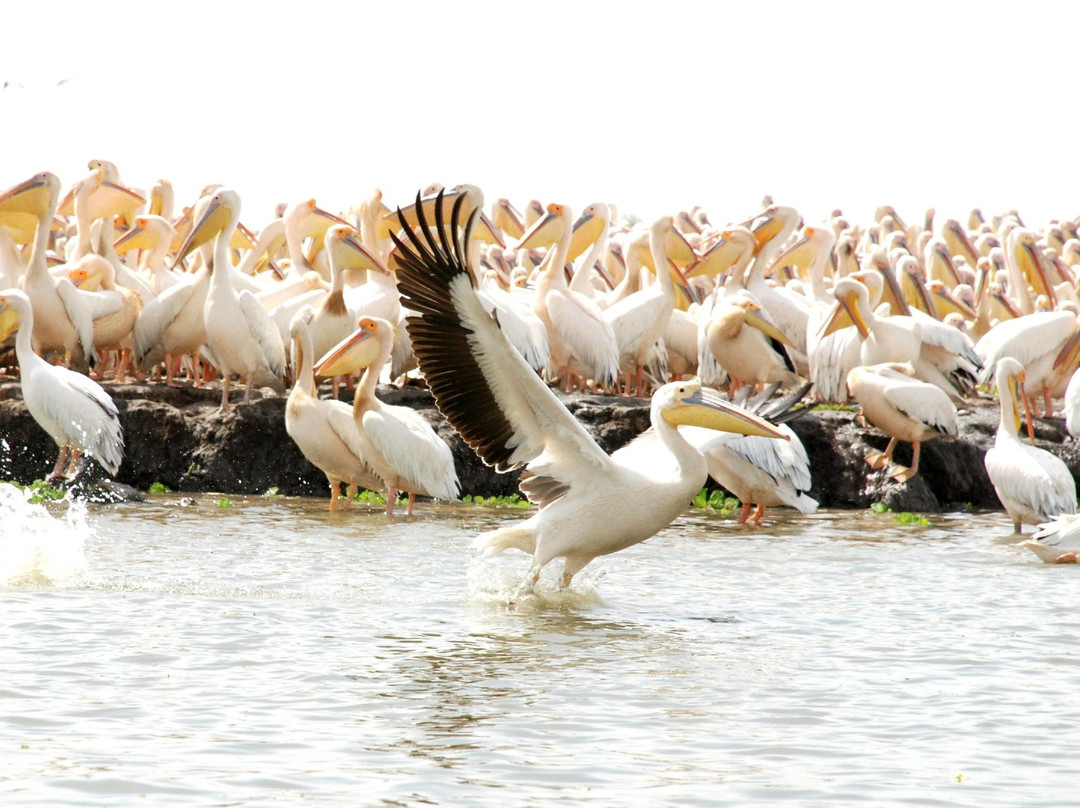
2 493 1078 806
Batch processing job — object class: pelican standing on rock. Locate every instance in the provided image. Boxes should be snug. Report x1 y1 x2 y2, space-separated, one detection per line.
316 316 460 516
0 289 123 481
183 190 286 409
847 363 958 482
984 357 1076 533
284 310 383 510
390 191 789 597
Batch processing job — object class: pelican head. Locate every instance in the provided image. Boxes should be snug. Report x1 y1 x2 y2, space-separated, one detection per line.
326 224 389 275
995 357 1027 437
657 381 789 439
0 172 60 221
0 288 31 340
172 189 240 267
313 316 386 377
822 277 871 338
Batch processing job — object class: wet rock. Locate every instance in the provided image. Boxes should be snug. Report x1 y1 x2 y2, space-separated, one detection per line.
2 379 1079 513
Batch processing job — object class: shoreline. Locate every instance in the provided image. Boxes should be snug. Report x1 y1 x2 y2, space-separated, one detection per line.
2 380 1077 513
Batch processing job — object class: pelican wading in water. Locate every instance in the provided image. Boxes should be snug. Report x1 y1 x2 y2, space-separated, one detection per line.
390 190 789 598
0 289 123 482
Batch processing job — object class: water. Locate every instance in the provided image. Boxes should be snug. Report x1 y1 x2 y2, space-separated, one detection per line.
2 486 1078 807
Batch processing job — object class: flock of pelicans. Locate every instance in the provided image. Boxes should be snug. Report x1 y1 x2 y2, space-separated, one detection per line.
3 161 1080 596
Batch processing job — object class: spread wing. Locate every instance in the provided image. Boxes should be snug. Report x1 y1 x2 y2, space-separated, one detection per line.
392 190 613 507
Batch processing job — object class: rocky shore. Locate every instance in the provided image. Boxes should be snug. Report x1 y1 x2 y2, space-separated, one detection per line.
2 379 1078 513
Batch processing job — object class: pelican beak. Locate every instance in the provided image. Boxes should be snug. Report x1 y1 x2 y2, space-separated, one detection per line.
1010 370 1035 444
114 219 150 252
0 299 20 341
662 387 790 439
337 230 390 274
879 265 911 316
494 200 525 240
515 208 563 250
568 210 604 262
744 305 796 347
822 289 869 339
768 232 813 276
932 283 976 319
908 271 939 319
172 196 229 268
473 212 506 247
1021 241 1057 308
750 214 784 253
313 323 381 377
664 225 697 268
0 173 52 219
992 287 1023 319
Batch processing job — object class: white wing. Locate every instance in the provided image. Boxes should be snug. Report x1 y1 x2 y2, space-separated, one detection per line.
54 278 98 363
362 405 459 500
237 289 286 379
133 277 196 363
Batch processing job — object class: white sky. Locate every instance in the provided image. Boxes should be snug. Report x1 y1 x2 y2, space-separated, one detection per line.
3 1 1079 231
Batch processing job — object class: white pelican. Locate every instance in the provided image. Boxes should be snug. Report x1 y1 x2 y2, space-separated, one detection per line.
704 292 800 391
0 289 123 481
984 357 1077 533
1024 514 1080 563
603 216 685 396
187 190 286 409
531 203 619 391
0 172 96 366
66 258 141 381
315 316 459 516
975 309 1079 417
1065 366 1080 437
284 311 383 510
847 363 958 482
389 190 789 596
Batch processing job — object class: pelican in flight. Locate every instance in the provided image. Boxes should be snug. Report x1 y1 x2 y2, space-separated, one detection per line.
284 310 383 510
847 363 958 482
315 315 460 516
984 357 1076 533
390 190 788 596
0 289 123 481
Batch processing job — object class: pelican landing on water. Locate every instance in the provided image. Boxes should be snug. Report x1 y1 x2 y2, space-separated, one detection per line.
390 190 790 599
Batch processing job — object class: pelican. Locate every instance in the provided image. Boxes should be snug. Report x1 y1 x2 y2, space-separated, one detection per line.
705 292 800 391
66 258 141 381
984 357 1076 533
390 190 789 596
315 316 459 516
284 310 383 510
1024 514 1080 563
531 202 619 391
847 363 958 482
0 289 123 481
0 172 96 367
186 189 286 409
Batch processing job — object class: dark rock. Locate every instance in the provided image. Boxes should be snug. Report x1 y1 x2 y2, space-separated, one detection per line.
2 379 1078 513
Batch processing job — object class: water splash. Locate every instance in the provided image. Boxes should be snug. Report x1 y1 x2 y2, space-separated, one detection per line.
466 554 604 611
0 482 90 585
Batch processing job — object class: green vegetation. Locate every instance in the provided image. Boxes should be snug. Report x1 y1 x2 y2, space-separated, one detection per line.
460 493 532 509
692 489 741 515
892 511 931 526
217 496 234 509
870 501 930 525
262 486 280 497
3 479 67 503
810 402 857 412
148 482 169 494
354 489 389 504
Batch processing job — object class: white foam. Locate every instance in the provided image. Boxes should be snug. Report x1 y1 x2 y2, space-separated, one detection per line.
0 483 91 585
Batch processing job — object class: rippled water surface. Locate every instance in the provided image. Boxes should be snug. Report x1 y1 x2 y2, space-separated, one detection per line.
2 488 1078 806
